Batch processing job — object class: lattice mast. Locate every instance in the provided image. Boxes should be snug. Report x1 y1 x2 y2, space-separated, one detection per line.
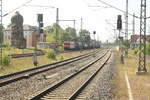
0 0 2 65
138 0 147 72
0 0 2 42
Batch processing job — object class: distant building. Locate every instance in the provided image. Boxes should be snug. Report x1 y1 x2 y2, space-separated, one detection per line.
4 24 46 48
23 25 39 48
4 25 11 45
130 34 150 48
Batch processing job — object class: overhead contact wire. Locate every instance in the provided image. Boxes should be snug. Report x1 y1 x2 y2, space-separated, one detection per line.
3 0 33 17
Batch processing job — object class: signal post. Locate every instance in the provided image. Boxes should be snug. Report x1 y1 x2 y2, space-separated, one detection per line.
117 15 122 50
117 15 124 64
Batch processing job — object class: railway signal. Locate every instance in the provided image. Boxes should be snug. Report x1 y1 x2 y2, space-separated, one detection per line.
93 31 96 35
34 14 44 65
37 14 44 34
117 15 122 30
93 31 96 48
117 15 122 51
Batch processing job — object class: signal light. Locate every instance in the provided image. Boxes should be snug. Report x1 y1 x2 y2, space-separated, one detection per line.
117 15 122 30
37 14 44 34
93 31 96 34
37 14 43 22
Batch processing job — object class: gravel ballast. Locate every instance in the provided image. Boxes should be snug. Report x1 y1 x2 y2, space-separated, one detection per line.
77 52 115 100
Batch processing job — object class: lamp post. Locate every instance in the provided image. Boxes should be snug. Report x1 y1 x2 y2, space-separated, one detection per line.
93 31 96 48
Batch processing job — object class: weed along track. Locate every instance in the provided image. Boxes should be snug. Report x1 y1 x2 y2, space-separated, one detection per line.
0 49 106 100
28 49 111 100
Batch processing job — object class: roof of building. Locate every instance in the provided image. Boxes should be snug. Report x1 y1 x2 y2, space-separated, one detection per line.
131 34 150 42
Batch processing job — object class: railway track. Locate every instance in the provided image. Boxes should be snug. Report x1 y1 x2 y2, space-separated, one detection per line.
0 49 100 87
28 49 111 100
9 52 44 58
9 49 94 58
9 49 44 58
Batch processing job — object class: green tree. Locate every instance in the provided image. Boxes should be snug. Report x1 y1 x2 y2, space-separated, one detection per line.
45 24 91 45
65 27 77 41
45 23 62 43
45 25 54 33
59 27 77 42
46 34 56 42
79 29 91 43
79 29 90 37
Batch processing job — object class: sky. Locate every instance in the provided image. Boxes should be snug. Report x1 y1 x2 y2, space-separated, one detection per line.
2 0 150 42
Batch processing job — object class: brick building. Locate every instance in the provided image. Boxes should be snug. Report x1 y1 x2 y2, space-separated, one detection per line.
4 24 46 48
130 34 150 48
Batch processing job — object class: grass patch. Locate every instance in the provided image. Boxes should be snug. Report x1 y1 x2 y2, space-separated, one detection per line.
0 50 92 76
125 53 150 100
112 49 150 100
112 50 128 100
1 47 35 55
56 55 64 61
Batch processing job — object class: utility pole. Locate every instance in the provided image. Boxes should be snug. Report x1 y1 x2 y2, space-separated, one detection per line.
125 0 128 55
81 17 83 35
55 8 76 48
137 0 147 73
113 29 117 45
73 20 76 29
132 13 135 35
80 17 83 50
56 8 59 43
0 0 2 65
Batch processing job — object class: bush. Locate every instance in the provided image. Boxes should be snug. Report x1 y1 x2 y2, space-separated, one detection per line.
134 49 138 54
57 55 64 61
0 42 9 48
0 55 11 66
58 45 64 52
146 43 150 55
60 56 64 60
46 49 56 59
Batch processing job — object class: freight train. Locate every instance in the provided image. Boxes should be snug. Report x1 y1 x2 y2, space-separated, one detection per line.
37 41 101 50
37 42 57 49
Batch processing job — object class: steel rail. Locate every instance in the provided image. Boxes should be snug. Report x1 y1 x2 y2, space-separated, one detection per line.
28 49 109 100
0 49 100 87
68 51 111 100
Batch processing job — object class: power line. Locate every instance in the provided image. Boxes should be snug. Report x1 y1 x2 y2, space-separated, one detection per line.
82 0 110 11
24 5 55 8
88 5 110 8
97 0 140 19
3 0 33 17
